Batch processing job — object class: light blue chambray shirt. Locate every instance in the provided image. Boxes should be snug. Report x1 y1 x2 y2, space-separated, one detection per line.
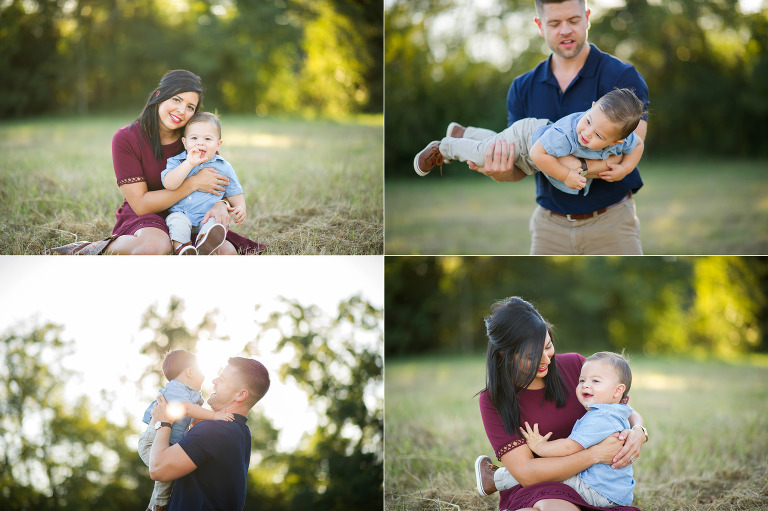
568 403 636 506
142 379 204 445
161 151 244 226
532 111 639 196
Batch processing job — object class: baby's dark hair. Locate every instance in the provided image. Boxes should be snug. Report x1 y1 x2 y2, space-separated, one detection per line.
184 111 221 139
162 349 197 381
595 88 645 140
585 351 632 398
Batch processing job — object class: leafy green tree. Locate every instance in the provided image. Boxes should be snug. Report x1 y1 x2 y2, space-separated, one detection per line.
0 321 150 511
249 295 383 510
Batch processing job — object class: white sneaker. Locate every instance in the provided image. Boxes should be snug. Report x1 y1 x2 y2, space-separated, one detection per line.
195 223 227 255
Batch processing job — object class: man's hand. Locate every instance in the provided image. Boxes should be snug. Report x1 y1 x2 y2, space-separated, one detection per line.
520 421 553 455
468 139 519 182
151 393 173 425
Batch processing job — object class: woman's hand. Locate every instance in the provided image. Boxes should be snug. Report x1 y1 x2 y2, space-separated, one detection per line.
201 200 232 228
189 167 229 195
611 427 645 469
588 432 624 465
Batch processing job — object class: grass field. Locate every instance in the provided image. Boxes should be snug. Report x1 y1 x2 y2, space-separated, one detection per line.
384 158 768 255
386 353 768 511
0 114 383 255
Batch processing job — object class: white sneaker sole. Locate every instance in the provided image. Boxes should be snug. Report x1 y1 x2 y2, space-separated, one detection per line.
196 223 226 255
475 455 489 496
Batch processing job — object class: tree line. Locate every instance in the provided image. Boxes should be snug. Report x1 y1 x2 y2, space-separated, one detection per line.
385 256 768 356
0 0 383 118
385 0 768 176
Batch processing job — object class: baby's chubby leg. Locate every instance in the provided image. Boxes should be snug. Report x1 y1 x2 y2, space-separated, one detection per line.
439 129 512 168
494 465 520 492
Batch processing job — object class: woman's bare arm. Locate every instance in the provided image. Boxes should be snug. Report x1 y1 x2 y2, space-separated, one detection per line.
119 170 229 216
501 434 624 487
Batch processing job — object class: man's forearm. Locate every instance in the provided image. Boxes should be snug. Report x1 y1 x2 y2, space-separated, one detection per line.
149 426 172 478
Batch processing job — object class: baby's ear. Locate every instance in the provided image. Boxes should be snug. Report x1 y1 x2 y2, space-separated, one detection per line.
615 383 626 398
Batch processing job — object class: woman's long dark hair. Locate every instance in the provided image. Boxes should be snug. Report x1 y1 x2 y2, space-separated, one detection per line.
136 69 204 160
481 297 567 435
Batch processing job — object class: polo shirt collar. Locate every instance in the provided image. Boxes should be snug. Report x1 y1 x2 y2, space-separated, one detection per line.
536 43 601 86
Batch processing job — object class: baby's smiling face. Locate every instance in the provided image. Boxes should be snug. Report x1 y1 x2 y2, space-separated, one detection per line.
576 359 626 410
182 120 221 163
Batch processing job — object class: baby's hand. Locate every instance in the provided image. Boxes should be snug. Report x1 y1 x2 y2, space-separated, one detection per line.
231 206 246 225
519 421 552 454
600 162 628 182
186 147 208 167
564 168 587 190
214 410 234 421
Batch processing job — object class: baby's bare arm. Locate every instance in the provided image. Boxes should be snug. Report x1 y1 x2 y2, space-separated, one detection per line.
520 422 584 457
181 402 234 421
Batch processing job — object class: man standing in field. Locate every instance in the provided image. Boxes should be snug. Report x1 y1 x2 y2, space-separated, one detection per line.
148 357 270 510
468 0 649 255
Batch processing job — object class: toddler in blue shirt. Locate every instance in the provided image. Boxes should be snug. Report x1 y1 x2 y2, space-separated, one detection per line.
414 88 645 196
161 112 248 255
138 349 233 511
493 351 639 507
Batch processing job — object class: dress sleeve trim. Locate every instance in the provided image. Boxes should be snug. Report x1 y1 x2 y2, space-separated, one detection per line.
496 438 526 460
117 176 145 186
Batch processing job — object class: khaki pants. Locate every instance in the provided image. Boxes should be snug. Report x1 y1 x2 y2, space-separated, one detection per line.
138 425 175 509
529 196 642 255
439 118 549 175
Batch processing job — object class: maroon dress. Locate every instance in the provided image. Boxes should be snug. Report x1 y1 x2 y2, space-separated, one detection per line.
479 352 641 511
111 122 264 254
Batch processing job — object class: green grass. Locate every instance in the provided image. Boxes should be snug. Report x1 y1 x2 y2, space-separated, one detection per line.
384 158 768 255
385 353 768 510
0 113 383 254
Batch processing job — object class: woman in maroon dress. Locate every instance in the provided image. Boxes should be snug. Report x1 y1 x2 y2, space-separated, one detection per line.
49 69 263 254
478 297 647 511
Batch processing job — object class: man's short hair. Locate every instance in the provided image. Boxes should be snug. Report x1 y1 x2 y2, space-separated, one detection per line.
228 357 270 407
162 349 197 381
535 0 588 18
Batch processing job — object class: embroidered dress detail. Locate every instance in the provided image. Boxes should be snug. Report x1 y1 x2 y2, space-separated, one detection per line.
117 176 146 186
496 439 527 459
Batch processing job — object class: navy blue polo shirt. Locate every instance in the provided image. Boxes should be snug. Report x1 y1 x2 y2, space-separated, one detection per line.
507 44 649 214
169 414 251 511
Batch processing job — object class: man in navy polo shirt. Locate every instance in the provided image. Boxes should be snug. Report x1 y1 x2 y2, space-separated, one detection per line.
469 0 649 254
149 357 271 511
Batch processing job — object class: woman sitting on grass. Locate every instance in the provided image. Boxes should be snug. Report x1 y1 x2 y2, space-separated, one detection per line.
476 297 647 511
49 69 263 255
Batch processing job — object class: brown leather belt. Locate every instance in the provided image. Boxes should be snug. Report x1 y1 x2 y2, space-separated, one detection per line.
550 192 632 222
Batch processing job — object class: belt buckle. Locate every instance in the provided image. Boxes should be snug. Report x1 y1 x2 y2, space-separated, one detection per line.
565 214 577 222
